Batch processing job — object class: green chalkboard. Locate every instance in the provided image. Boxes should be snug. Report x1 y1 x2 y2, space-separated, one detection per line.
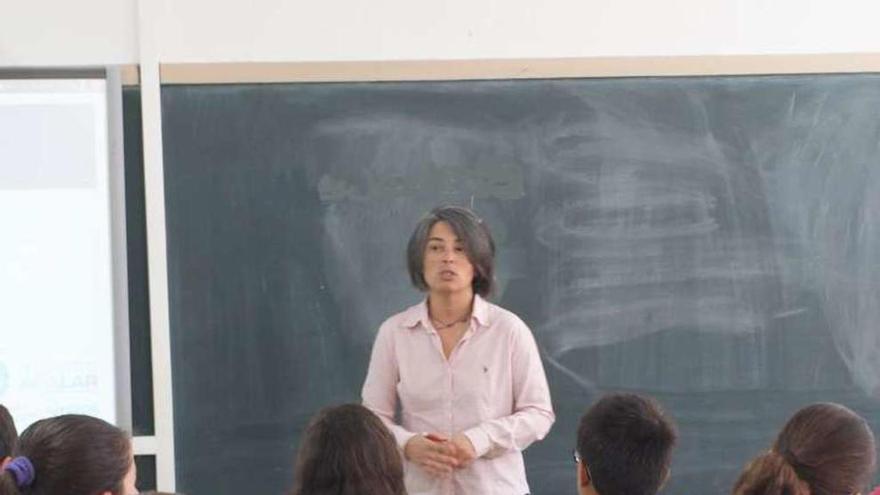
159 75 880 494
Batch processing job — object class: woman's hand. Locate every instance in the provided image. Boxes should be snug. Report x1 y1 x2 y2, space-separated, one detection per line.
449 433 477 466
404 433 460 476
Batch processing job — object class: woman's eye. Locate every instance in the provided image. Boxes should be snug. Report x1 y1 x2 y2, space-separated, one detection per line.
429 245 442 251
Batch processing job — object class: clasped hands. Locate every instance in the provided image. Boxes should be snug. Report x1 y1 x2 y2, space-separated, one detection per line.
404 432 477 476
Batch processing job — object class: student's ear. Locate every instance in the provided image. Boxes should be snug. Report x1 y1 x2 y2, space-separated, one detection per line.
577 461 592 488
659 467 671 490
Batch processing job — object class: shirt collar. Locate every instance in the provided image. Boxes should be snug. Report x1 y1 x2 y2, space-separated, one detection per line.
400 294 491 330
471 294 490 327
400 301 428 329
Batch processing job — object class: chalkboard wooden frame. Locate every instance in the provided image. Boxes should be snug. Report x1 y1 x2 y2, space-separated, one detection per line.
159 53 880 85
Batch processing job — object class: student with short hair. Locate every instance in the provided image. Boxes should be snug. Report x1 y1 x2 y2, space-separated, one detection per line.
574 393 678 495
289 403 406 495
732 402 876 495
0 414 137 495
0 406 16 469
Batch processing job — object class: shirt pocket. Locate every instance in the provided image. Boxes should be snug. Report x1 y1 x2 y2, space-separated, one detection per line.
454 360 501 420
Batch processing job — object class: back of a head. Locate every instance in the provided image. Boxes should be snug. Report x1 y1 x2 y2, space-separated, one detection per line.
732 402 877 495
731 451 811 495
0 414 131 495
577 393 678 495
290 404 405 495
0 405 17 461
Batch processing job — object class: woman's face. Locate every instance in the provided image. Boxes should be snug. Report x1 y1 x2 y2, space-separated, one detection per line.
422 221 475 296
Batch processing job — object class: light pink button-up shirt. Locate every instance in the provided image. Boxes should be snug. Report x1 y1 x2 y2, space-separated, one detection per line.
362 295 555 495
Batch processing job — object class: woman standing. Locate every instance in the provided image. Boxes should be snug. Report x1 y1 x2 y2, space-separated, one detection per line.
362 206 555 495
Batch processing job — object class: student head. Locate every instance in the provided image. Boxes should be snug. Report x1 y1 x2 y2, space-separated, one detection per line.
0 406 17 469
732 402 876 495
407 205 496 297
290 403 405 495
575 393 677 495
0 414 136 495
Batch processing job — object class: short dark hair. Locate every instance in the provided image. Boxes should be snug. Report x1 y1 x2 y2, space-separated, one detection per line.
290 403 405 495
0 414 131 495
406 206 496 297
732 402 876 495
576 393 677 495
0 405 17 460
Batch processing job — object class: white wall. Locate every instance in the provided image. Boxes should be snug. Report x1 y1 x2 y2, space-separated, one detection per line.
154 0 880 63
0 0 138 66
2 0 880 67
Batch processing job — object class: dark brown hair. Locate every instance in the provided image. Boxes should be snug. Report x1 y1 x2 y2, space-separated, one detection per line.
732 402 877 495
406 205 496 297
0 405 16 460
576 393 678 495
290 404 405 495
0 414 131 495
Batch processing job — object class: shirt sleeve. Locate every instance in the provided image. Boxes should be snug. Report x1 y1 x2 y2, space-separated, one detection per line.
463 320 555 458
361 322 419 450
